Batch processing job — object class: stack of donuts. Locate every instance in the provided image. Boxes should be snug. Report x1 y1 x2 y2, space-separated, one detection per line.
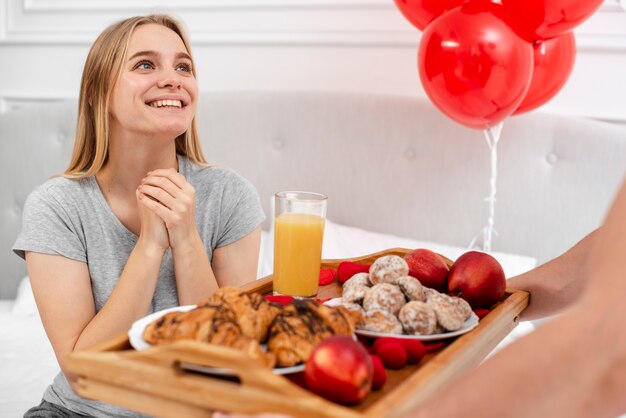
341 255 473 335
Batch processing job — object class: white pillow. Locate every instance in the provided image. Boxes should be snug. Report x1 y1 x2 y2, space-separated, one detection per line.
259 218 537 279
12 276 38 316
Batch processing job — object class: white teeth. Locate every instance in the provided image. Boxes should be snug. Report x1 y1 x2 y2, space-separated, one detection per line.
149 99 182 108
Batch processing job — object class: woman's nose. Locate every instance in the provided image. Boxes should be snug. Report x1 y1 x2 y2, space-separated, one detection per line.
157 69 182 89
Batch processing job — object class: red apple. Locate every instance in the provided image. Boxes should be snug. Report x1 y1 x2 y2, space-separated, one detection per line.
448 251 506 309
304 335 373 405
403 248 450 291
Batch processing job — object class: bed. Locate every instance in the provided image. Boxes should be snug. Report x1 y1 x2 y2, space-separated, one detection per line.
2 91 626 417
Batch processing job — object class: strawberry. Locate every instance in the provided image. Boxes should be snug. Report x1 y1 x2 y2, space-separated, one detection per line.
318 268 336 286
372 337 402 353
375 340 408 369
423 341 447 352
263 295 294 306
473 308 491 319
370 354 387 390
337 261 371 284
399 339 426 364
372 337 425 365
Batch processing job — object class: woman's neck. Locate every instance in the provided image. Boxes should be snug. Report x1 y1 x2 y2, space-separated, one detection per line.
96 133 179 198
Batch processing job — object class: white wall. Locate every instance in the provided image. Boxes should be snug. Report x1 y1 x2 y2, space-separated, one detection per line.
1 0 625 123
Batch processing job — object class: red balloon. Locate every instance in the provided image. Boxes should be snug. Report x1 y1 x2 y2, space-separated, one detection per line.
418 2 533 130
514 32 576 115
501 0 603 41
393 0 466 31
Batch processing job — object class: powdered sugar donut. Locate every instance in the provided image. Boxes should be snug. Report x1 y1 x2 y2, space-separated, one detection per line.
450 296 472 320
396 276 425 301
343 272 372 289
422 287 440 301
342 285 369 304
362 283 406 316
427 292 467 331
358 309 403 334
369 255 409 285
398 301 437 335
341 302 365 316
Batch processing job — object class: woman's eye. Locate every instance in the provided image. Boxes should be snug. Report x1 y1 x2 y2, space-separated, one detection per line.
135 61 154 70
177 63 192 73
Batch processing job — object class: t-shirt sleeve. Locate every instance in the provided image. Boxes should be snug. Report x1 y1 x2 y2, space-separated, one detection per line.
13 186 87 262
216 172 266 248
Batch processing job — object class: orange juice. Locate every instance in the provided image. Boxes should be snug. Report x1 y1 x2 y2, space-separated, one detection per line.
273 212 325 297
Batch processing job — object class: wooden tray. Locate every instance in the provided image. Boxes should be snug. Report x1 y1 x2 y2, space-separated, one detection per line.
67 248 528 418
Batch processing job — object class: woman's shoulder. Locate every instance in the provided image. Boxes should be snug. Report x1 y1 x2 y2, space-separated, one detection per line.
26 176 92 206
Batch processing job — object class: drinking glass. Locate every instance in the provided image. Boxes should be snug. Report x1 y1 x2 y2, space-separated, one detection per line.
273 191 327 298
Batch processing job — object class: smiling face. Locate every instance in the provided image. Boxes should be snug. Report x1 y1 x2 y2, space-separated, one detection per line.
108 23 198 142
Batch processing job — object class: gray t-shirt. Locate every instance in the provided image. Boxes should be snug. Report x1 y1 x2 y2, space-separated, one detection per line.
13 155 265 417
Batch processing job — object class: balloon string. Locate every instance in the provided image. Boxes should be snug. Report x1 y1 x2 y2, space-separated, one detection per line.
468 122 503 253
483 122 502 253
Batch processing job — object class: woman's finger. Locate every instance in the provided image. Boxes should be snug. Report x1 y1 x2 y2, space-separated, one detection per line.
147 168 190 191
138 191 172 221
142 175 182 199
139 184 177 210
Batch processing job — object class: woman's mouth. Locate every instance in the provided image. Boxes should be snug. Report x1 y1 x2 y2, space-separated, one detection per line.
147 99 183 109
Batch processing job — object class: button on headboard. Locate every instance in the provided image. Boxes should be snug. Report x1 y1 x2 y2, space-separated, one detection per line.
2 92 626 299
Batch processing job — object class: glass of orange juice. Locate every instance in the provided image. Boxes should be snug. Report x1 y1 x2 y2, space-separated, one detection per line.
273 191 327 298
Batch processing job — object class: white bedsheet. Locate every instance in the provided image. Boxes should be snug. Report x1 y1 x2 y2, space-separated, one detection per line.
0 300 58 417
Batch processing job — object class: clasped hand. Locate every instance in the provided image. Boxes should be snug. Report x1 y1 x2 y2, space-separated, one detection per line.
136 168 198 252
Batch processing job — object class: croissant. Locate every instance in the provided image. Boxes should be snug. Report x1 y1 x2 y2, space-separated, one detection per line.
205 313 276 369
201 286 281 342
310 302 362 336
267 299 361 367
143 310 186 345
248 292 282 342
142 302 275 368
142 290 356 369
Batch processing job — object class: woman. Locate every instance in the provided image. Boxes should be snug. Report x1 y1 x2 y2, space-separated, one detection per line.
13 14 264 417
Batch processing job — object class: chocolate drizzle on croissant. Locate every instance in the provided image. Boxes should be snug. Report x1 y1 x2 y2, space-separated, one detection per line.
267 299 361 367
142 287 360 369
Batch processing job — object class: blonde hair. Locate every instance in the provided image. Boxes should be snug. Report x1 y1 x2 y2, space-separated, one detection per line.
64 14 206 179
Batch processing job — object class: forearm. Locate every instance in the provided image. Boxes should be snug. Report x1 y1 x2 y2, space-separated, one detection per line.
173 230 219 305
211 227 263 288
403 304 623 418
73 240 164 352
508 229 597 320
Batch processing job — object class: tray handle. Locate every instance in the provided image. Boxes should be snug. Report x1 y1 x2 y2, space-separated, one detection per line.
72 340 363 418
126 340 300 391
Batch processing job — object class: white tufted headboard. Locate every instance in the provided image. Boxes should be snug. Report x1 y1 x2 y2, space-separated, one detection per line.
2 91 626 299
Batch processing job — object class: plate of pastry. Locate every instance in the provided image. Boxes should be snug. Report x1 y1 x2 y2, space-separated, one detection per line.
333 255 486 341
354 312 479 341
329 269 483 341
128 287 361 376
128 304 305 376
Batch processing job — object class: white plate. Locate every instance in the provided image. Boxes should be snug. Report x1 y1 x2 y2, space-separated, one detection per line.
128 305 196 351
324 297 480 341
128 305 305 376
